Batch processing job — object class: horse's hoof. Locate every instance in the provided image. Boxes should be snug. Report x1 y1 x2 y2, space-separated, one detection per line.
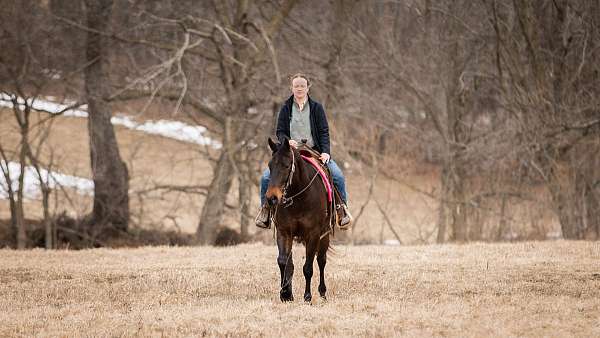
280 289 294 302
280 295 294 302
304 294 312 303
320 294 327 302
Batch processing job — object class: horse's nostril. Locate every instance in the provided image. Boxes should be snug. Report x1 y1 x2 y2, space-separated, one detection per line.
268 197 278 206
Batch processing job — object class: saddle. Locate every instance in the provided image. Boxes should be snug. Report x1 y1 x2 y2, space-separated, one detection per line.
297 144 321 161
297 144 345 231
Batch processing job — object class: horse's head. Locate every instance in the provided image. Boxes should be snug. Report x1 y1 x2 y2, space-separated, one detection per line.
266 136 295 206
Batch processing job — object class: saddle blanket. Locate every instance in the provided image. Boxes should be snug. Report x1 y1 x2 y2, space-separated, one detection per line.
300 155 332 202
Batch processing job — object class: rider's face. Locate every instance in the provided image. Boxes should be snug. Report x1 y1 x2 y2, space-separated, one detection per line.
291 77 309 99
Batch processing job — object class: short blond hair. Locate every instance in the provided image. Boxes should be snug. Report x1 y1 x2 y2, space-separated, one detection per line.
290 73 311 87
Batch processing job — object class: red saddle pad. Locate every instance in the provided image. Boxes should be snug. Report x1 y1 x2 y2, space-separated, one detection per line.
300 155 332 202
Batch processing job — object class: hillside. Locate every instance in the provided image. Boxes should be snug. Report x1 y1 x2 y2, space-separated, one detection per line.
0 102 452 244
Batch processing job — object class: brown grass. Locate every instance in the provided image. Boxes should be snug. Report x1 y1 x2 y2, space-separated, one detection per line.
1 241 599 337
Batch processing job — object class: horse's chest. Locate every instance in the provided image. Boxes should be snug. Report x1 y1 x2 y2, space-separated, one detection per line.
277 213 310 229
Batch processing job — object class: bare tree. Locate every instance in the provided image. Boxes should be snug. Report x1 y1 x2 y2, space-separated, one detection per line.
192 0 298 245
488 0 600 239
83 0 129 233
0 1 68 248
350 1 497 242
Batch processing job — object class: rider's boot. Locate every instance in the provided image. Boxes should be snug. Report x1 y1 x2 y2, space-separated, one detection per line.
337 203 353 230
255 204 271 229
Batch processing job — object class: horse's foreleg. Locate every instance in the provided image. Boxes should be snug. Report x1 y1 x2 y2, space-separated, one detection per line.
316 235 329 300
303 237 319 303
277 234 294 302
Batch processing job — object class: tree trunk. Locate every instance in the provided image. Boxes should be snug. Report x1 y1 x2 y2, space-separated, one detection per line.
436 166 449 243
497 193 508 240
323 0 354 110
0 150 18 242
437 1 471 243
553 162 600 240
43 189 52 249
84 0 129 233
37 165 52 249
16 135 27 249
555 194 583 240
237 145 252 242
548 164 584 239
238 173 251 242
446 74 469 241
449 159 468 242
11 102 32 249
197 151 234 245
468 196 483 241
584 182 600 240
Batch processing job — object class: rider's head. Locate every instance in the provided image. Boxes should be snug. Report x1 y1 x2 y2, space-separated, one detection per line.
290 73 310 101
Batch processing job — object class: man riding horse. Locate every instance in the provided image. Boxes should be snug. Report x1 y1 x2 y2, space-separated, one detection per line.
255 73 352 229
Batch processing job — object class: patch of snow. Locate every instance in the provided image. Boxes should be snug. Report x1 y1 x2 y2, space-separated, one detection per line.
0 161 93 200
396 109 410 118
42 69 62 80
501 231 519 241
111 115 138 129
480 115 492 126
132 119 221 148
0 93 88 117
546 231 562 240
383 239 401 246
0 94 221 148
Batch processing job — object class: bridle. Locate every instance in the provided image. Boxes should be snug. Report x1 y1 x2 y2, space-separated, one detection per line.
278 147 319 208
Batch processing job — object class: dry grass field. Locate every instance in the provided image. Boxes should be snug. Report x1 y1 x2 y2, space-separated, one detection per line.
1 241 599 337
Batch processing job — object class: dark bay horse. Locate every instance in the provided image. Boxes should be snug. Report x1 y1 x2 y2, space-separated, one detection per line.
266 137 333 302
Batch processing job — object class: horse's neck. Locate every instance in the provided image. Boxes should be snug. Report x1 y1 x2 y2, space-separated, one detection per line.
289 151 312 191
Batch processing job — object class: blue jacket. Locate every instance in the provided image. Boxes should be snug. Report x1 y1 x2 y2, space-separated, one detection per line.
276 95 331 155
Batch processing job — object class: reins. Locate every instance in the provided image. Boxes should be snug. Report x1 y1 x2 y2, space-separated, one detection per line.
281 172 319 207
280 149 319 208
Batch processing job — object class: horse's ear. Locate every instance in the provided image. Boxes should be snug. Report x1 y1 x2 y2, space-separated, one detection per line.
268 137 278 152
282 136 290 150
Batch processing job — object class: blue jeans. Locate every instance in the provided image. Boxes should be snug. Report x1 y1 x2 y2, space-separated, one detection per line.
260 159 347 205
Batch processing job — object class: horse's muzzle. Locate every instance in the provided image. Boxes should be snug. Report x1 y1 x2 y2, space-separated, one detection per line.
267 196 278 206
266 187 283 206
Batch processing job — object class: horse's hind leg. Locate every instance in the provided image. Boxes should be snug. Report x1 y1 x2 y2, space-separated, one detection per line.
277 233 294 302
303 237 319 303
317 235 330 300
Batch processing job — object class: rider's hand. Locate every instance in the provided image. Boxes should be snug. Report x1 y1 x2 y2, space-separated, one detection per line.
289 140 298 148
320 153 330 163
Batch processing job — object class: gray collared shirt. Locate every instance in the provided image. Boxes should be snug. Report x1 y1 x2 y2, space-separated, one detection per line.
290 99 314 147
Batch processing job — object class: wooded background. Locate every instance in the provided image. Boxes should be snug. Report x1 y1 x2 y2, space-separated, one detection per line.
0 0 598 248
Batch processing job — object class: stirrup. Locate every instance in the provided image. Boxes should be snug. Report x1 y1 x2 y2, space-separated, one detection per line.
338 204 352 230
255 205 271 229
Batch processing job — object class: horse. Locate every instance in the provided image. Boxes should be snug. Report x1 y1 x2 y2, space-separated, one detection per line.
265 137 334 302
